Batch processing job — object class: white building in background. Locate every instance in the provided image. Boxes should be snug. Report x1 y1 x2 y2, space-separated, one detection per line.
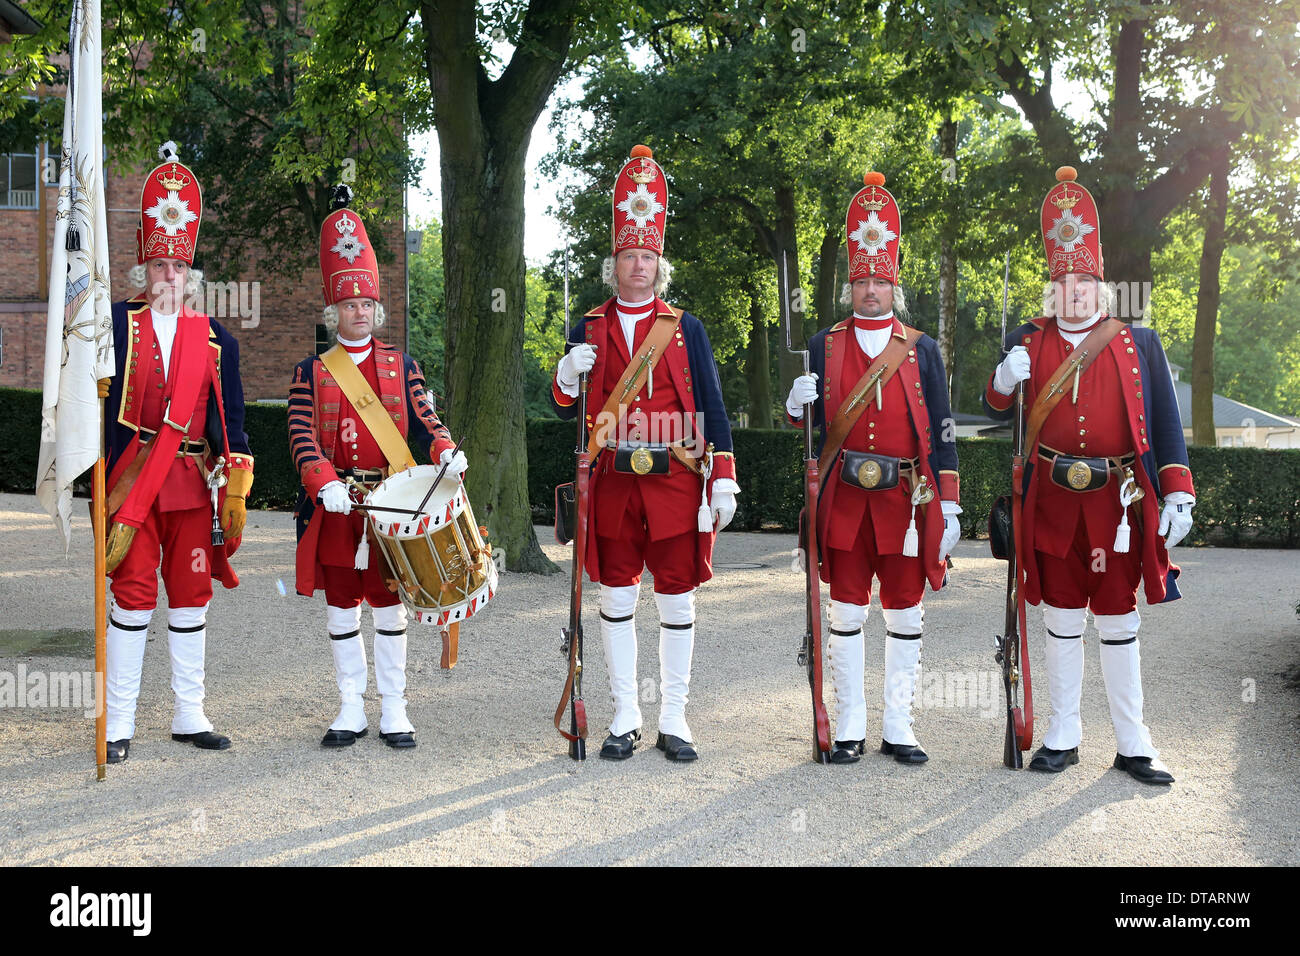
1169 364 1299 449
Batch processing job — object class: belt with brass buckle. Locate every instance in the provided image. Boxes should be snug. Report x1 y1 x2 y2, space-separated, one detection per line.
604 441 701 477
605 441 670 476
139 428 208 458
1039 445 1136 492
838 452 920 492
343 466 386 488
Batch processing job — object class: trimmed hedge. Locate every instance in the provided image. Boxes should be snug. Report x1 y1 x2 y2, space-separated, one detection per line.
527 418 1300 547
5 387 1299 546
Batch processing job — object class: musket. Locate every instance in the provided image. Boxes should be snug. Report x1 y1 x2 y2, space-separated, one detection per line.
995 251 1033 768
784 250 832 764
554 245 588 760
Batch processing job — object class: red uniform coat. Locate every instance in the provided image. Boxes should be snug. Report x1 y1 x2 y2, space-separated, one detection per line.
984 318 1196 606
106 297 253 590
288 340 454 596
551 298 737 587
798 318 960 593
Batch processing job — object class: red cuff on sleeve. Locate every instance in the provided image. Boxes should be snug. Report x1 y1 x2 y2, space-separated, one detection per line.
303 462 338 501
938 470 960 504
1157 464 1195 497
710 453 736 484
431 436 456 461
985 377 1014 412
552 378 577 408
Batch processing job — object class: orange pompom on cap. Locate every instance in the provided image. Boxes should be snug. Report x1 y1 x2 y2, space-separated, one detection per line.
864 171 886 187
630 144 654 159
1055 165 1078 182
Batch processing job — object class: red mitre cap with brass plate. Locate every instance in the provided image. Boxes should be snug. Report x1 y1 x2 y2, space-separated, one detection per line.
319 202 381 305
1041 166 1104 280
612 144 668 255
137 142 202 265
846 171 900 283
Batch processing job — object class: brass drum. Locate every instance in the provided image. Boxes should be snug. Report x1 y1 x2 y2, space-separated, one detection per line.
364 465 497 628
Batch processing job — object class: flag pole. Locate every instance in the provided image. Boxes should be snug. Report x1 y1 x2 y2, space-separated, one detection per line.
94 382 108 779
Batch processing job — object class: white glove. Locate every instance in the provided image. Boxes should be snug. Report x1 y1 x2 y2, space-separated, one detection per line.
993 345 1031 395
556 344 598 396
439 447 469 477
319 480 352 515
710 488 737 532
1158 495 1194 550
939 500 962 561
785 373 819 419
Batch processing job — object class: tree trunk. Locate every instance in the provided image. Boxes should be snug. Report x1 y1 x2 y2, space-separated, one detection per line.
814 225 839 334
1191 153 1229 446
745 290 773 428
422 0 577 573
937 113 958 395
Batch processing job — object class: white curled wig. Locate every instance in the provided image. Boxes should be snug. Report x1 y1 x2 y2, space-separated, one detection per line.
129 263 205 298
1041 278 1117 318
602 255 674 297
840 280 910 320
321 301 387 334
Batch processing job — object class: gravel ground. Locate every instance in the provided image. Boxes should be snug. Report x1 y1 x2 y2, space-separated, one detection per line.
1 491 1296 866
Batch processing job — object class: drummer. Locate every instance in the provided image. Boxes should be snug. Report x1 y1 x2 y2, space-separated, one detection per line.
288 186 465 749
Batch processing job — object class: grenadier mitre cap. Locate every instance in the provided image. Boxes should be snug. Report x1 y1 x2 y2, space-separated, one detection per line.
319 184 381 306
137 141 202 265
845 170 901 283
612 144 668 255
1041 166 1104 280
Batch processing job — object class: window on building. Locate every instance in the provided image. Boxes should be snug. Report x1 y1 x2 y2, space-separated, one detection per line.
315 324 330 355
1 150 39 209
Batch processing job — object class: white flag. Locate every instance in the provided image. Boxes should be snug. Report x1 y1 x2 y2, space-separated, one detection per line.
35 0 114 548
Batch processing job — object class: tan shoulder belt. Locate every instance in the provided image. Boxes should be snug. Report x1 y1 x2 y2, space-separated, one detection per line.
320 345 416 473
1023 318 1126 456
586 313 683 461
817 326 924 475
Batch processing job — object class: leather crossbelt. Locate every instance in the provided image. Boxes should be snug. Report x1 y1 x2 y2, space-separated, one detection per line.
817 326 924 476
585 313 683 461
1023 318 1126 455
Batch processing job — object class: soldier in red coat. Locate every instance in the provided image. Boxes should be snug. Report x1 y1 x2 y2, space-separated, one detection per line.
102 143 254 763
551 146 739 762
289 188 460 749
785 173 961 765
984 167 1194 785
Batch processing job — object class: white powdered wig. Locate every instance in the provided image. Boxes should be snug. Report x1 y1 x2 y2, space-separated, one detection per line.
322 301 386 333
129 263 205 298
1041 278 1116 318
602 255 673 297
839 280 910 320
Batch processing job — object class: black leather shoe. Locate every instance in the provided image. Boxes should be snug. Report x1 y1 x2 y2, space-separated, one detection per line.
105 739 130 763
172 731 231 751
599 729 641 760
378 731 417 749
1114 753 1174 785
880 740 928 763
656 732 698 762
321 728 367 747
1028 745 1079 773
831 739 865 763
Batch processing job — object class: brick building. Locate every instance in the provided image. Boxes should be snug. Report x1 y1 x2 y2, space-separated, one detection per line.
0 144 409 403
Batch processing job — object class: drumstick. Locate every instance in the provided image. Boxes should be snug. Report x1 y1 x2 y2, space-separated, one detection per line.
351 503 425 517
414 436 465 517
